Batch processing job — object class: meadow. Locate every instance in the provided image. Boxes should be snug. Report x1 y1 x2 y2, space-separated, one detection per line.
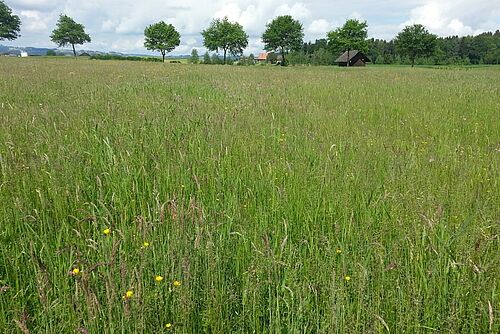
0 57 498 333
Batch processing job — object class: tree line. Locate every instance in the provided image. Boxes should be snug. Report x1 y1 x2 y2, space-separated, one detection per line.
1 0 498 66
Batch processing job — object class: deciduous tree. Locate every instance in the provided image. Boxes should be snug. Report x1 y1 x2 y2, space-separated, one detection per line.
50 15 91 57
0 0 20 41
262 15 304 66
202 17 248 65
144 21 180 63
395 24 437 67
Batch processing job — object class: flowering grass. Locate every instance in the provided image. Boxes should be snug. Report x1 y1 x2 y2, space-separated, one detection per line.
0 57 499 333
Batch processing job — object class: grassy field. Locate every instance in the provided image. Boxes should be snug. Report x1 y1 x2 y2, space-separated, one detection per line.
0 58 498 333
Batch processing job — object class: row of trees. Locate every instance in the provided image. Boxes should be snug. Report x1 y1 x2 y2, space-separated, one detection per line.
295 31 500 66
1 0 498 65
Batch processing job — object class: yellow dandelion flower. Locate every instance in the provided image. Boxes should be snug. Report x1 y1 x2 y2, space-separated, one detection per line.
165 323 172 329
72 268 81 275
143 241 150 248
123 290 134 299
173 280 181 287
336 249 342 254
344 276 351 282
155 275 164 282
103 228 111 235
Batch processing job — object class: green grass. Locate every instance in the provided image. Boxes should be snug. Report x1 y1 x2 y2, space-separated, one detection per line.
0 58 499 333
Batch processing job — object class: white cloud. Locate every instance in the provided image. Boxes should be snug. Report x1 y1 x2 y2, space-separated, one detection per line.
307 19 330 35
19 10 49 32
274 2 311 21
403 0 498 36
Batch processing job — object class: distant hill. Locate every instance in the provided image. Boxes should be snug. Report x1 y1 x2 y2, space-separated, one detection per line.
0 45 189 58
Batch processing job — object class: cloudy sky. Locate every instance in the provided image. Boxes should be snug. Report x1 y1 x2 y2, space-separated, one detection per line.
5 0 500 55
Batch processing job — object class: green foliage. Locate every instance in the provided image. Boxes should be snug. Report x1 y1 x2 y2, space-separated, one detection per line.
50 14 91 57
188 48 199 64
0 58 498 333
46 50 57 56
0 0 21 41
202 51 211 64
247 53 255 65
144 21 180 62
311 48 333 65
266 52 278 64
201 17 248 64
327 19 368 66
287 50 309 65
211 53 223 65
367 31 500 66
262 15 304 66
395 24 437 67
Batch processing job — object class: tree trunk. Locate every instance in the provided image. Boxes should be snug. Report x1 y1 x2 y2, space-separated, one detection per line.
281 47 285 66
162 50 165 63
223 49 227 65
411 57 415 67
72 44 76 58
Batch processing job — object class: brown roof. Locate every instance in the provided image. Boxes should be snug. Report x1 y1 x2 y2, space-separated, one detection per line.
335 50 370 63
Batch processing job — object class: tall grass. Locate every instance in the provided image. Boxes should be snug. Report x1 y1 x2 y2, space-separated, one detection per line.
0 58 498 333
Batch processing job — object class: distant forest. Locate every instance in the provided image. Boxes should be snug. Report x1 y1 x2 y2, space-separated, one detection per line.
290 30 500 66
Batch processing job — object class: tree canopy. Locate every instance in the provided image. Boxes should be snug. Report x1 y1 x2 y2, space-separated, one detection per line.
202 17 248 65
0 0 21 41
144 21 180 62
395 24 437 67
188 48 199 64
262 15 304 66
50 15 91 57
327 19 368 66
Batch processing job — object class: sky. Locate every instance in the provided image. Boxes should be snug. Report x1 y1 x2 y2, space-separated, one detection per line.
5 0 500 55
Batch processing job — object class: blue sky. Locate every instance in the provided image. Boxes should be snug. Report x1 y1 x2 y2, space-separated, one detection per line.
5 0 500 55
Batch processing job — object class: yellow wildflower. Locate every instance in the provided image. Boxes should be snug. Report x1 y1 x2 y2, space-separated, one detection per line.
165 323 172 329
336 249 342 254
123 290 134 299
344 276 351 282
72 268 81 275
143 241 150 248
173 280 181 287
103 228 111 235
155 275 164 282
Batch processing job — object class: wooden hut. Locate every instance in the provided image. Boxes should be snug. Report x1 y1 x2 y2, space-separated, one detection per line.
335 50 371 66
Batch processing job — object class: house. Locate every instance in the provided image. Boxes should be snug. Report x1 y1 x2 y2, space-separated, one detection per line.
20 51 28 57
78 52 91 57
255 52 268 63
335 50 370 66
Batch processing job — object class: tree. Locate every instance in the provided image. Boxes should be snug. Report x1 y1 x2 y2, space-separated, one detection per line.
144 21 180 63
188 48 199 64
0 0 21 41
262 15 304 66
203 51 211 64
395 24 437 67
202 17 248 65
327 19 368 67
247 53 255 65
50 15 91 57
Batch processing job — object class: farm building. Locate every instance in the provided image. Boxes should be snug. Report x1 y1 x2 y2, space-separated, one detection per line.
255 52 268 63
335 50 371 66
